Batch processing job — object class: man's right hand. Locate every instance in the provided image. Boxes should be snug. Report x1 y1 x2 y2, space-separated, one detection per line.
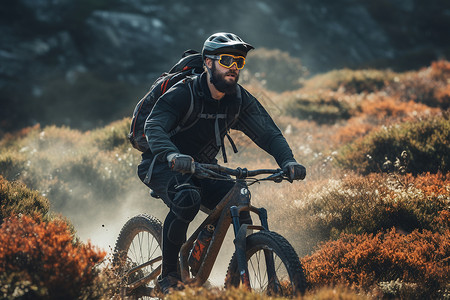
167 153 195 174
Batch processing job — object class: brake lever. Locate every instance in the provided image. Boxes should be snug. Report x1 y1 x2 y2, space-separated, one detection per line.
194 163 230 180
267 171 285 183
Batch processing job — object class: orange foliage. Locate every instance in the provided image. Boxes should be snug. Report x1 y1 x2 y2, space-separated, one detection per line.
429 60 450 81
302 228 450 297
434 83 450 106
384 60 450 109
361 96 434 120
0 124 41 148
401 172 449 197
332 92 439 144
332 118 376 144
0 214 106 298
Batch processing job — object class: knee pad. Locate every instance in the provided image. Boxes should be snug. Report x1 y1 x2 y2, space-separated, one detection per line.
170 185 201 223
166 185 201 245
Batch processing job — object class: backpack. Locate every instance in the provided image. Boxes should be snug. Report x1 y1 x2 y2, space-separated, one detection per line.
128 50 204 152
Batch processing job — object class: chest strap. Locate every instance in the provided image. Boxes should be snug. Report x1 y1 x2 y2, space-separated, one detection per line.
198 112 238 163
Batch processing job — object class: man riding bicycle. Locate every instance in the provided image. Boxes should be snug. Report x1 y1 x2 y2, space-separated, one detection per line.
137 32 306 294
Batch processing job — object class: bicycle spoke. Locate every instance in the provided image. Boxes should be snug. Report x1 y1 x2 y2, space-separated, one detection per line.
245 248 296 295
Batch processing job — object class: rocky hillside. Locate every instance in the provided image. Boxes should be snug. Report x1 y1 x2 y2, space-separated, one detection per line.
1 0 449 131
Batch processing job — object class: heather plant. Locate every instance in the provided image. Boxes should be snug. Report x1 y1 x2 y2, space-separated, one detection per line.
261 171 449 256
164 285 369 300
0 214 111 299
384 60 450 110
282 90 360 124
358 94 437 121
301 68 397 94
302 228 450 299
87 118 131 151
0 176 50 224
336 114 449 174
331 94 439 145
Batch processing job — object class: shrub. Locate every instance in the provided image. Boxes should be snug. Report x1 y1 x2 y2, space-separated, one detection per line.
0 214 108 299
0 176 49 224
384 60 450 110
359 95 436 121
277 172 449 256
302 69 397 94
302 228 450 299
332 118 377 144
164 285 369 300
283 90 358 124
336 115 450 174
243 48 308 92
87 118 131 151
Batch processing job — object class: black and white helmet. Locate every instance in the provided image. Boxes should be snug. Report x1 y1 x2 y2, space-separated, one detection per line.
202 32 254 59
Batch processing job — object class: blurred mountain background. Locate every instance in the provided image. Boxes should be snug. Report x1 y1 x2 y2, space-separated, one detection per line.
1 0 449 133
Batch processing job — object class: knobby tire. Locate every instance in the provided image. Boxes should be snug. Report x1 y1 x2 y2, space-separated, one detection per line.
225 231 307 296
113 214 163 299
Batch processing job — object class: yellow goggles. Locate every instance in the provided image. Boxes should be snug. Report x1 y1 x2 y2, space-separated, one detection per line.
206 54 246 69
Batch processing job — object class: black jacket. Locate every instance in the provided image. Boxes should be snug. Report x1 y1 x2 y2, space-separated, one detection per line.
142 73 295 176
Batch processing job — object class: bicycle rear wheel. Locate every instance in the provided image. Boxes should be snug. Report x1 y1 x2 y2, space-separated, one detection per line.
113 214 163 299
225 231 307 296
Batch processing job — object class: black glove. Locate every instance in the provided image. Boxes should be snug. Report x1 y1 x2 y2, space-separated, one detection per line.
167 153 195 174
283 162 306 182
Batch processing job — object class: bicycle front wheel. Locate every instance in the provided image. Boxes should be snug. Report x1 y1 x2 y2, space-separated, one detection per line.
113 214 163 299
225 231 307 296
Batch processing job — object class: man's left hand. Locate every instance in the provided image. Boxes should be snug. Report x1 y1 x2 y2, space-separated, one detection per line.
283 162 306 182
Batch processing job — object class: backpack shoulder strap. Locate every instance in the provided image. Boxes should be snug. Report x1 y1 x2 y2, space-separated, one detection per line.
228 84 242 126
168 76 200 136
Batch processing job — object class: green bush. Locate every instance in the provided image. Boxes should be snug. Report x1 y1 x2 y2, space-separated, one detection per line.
336 115 450 174
0 176 50 224
88 118 131 151
243 48 308 92
283 91 356 124
302 68 397 94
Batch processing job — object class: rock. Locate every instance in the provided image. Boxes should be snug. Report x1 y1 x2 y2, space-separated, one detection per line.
0 0 448 131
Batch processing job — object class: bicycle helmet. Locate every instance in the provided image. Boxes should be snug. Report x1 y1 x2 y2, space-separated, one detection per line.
202 32 254 59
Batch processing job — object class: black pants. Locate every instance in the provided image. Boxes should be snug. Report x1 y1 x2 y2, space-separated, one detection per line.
138 159 237 277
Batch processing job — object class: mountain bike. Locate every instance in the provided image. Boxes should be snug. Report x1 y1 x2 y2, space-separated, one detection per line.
113 163 307 298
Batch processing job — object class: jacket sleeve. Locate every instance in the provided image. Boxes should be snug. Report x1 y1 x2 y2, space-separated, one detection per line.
232 88 296 168
144 83 191 162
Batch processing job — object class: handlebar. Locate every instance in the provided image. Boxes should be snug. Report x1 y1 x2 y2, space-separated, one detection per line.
194 162 287 183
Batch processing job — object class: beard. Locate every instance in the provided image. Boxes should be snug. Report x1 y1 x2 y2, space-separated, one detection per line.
211 63 239 95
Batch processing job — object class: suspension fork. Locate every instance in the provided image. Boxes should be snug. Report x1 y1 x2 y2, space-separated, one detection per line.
231 205 277 289
258 208 281 294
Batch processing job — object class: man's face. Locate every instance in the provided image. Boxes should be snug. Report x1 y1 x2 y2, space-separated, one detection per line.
210 57 240 95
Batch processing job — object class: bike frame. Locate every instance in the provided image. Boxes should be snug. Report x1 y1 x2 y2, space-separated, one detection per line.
179 177 272 287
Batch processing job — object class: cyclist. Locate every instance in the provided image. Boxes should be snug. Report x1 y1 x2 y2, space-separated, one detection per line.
137 32 306 294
